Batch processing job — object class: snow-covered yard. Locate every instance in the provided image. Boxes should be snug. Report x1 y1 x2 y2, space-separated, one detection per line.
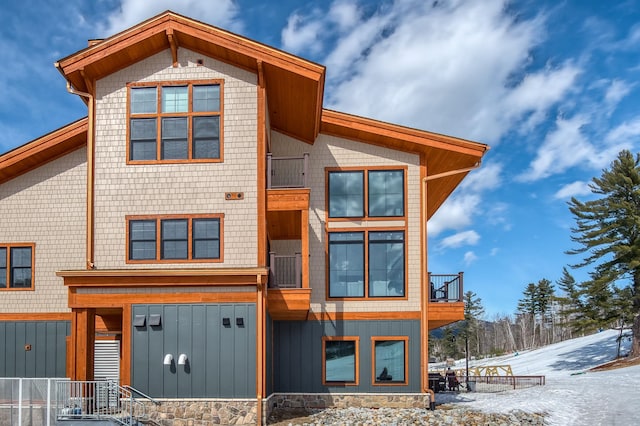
437 329 640 425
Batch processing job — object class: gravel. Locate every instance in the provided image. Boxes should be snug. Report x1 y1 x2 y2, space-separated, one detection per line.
267 406 547 425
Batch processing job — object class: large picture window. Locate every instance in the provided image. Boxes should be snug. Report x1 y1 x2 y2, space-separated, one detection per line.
327 168 405 218
0 244 34 290
322 336 359 385
372 337 408 385
127 215 222 263
328 231 405 299
128 81 222 163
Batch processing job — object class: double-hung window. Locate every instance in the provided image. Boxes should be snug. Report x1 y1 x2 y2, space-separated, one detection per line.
127 215 222 263
0 244 34 290
128 81 222 163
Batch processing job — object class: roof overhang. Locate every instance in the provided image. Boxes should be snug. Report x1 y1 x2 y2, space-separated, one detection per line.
55 11 325 144
0 118 88 185
320 109 489 219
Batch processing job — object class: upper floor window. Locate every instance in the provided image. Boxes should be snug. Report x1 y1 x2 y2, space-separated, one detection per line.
127 215 223 263
128 81 223 163
0 244 34 290
327 168 405 218
328 230 405 298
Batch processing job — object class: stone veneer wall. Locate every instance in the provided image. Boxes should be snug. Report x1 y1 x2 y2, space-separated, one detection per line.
139 399 257 425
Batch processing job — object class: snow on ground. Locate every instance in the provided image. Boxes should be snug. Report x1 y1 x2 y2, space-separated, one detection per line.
436 329 640 425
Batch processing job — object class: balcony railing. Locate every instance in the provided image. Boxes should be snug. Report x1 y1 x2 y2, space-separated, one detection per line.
269 252 302 288
267 153 309 189
428 272 463 302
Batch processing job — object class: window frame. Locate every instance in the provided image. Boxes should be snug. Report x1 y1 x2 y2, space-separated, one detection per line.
371 336 409 386
0 243 35 291
326 228 406 300
326 167 407 220
126 214 223 264
322 336 360 386
127 80 224 164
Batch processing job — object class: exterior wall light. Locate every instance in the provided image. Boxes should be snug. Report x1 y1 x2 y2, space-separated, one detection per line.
163 354 173 365
178 354 188 365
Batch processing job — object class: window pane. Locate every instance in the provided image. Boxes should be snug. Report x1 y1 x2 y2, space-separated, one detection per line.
193 85 220 112
193 218 220 259
161 117 188 159
0 247 7 287
369 170 404 217
161 219 188 259
192 116 220 159
10 247 32 288
374 340 405 383
162 86 188 113
130 220 156 260
130 87 157 114
329 172 363 218
130 118 157 160
325 340 356 382
369 232 404 297
329 233 364 297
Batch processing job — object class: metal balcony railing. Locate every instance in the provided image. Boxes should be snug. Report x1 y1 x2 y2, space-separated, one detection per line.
269 252 302 288
267 153 309 189
428 272 463 302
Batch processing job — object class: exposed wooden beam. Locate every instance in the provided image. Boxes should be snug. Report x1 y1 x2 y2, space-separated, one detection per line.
167 28 179 67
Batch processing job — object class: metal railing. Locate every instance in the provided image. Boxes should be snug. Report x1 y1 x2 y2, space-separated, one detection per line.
267 153 309 189
0 377 65 426
460 375 546 393
428 272 463 302
55 380 152 425
269 252 302 288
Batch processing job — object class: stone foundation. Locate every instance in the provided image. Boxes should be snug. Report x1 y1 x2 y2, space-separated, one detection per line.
139 399 257 425
264 393 433 421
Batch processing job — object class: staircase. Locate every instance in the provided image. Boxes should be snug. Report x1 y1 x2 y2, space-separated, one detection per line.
55 380 159 425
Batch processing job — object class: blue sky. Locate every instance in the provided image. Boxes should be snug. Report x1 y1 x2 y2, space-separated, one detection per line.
1 0 639 317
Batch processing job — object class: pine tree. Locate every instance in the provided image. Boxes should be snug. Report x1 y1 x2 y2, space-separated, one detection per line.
555 268 583 338
463 291 485 356
567 150 640 357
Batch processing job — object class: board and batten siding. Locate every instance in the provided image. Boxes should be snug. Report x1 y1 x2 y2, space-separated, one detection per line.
272 320 421 393
131 303 256 398
0 320 70 377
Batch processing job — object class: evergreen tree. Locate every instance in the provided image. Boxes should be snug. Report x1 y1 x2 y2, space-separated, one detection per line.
567 150 640 356
463 291 485 356
555 268 584 337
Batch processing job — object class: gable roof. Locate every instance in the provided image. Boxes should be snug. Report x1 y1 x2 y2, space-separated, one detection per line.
321 110 488 218
55 10 325 144
0 118 88 185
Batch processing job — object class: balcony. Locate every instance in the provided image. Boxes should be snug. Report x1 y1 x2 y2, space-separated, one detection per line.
267 252 310 320
267 153 309 189
428 272 465 330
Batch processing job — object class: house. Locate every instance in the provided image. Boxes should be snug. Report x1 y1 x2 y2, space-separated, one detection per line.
0 11 488 425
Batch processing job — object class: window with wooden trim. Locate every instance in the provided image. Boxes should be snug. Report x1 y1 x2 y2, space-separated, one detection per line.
0 244 34 290
127 215 222 263
322 336 359 385
128 81 223 163
371 336 408 385
328 230 405 298
327 169 405 218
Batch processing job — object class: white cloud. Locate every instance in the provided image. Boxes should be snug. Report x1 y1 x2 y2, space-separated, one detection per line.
281 11 325 55
605 117 640 145
554 181 592 199
428 193 481 236
464 251 479 266
99 0 241 37
460 162 503 192
604 80 633 110
438 230 480 249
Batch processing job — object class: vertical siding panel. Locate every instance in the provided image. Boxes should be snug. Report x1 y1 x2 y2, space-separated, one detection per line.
34 322 46 377
191 305 206 397
0 323 6 376
15 322 25 376
45 323 57 376
162 305 178 398
205 305 220 396
132 306 149 394
219 304 235 396
246 304 257 396
177 305 192 397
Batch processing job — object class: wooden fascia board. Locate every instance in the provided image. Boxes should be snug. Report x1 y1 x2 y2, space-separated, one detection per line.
321 109 488 158
57 13 325 85
57 268 269 287
0 118 88 184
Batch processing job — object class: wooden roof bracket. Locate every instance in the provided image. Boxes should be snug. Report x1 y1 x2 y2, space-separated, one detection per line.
424 161 482 181
167 28 179 67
